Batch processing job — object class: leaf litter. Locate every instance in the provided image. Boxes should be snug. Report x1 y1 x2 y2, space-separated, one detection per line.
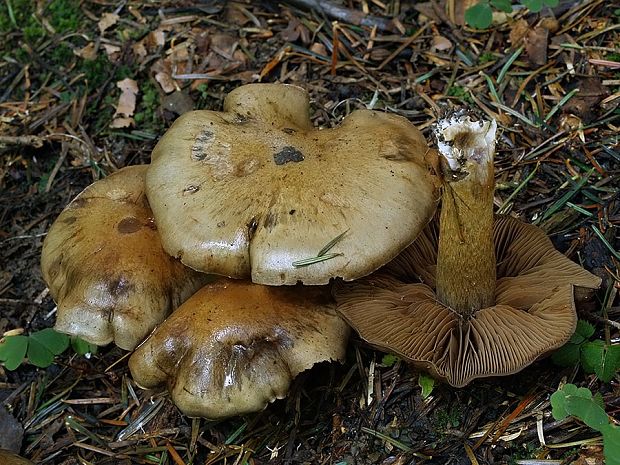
0 0 618 464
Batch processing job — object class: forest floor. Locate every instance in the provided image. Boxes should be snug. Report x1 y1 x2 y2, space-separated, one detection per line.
0 1 619 464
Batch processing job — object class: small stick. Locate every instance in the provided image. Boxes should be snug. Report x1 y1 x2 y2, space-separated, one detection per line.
284 0 395 31
0 135 45 148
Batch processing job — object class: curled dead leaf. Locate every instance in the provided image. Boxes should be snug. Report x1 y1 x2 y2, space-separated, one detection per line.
431 35 452 52
109 117 134 128
155 72 176 93
98 12 119 34
102 43 121 61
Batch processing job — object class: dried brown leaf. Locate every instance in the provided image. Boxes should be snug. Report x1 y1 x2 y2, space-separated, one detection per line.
74 42 97 61
113 78 139 118
509 19 530 45
525 26 549 66
110 117 134 128
155 72 176 93
98 12 119 34
431 35 452 52
102 43 121 61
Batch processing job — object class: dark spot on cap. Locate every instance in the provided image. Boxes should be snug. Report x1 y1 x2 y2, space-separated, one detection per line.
289 209 296 215
70 197 88 209
62 216 77 225
264 211 277 231
282 128 296 134
117 217 142 234
247 216 259 240
183 185 200 195
273 146 304 165
108 275 133 297
48 254 63 280
382 151 412 162
217 220 226 228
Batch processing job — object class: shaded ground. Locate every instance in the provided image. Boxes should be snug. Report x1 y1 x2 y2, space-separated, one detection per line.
1 1 619 464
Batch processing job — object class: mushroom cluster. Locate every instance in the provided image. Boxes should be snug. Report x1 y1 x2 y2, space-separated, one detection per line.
42 85 599 418
41 83 440 418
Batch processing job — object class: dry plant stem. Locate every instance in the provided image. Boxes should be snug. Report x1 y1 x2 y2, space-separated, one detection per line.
435 116 497 317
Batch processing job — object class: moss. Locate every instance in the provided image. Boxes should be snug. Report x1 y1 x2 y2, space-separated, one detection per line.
479 51 496 64
446 85 474 104
50 43 75 69
79 55 112 89
46 0 83 34
134 80 161 129
0 0 43 41
0 0 82 38
433 405 462 432
88 94 116 134
606 52 620 63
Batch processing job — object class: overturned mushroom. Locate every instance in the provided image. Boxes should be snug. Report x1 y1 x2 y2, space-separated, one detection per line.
129 279 349 419
146 83 439 285
335 113 601 387
41 166 209 350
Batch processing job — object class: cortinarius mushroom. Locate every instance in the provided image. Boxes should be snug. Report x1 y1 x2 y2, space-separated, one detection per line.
41 166 209 350
145 83 439 284
335 113 601 387
129 279 349 419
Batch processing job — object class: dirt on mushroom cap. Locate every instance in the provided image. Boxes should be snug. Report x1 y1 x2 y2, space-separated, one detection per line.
146 83 439 285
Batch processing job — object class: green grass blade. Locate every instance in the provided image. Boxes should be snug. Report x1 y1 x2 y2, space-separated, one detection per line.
497 46 524 84
292 253 343 268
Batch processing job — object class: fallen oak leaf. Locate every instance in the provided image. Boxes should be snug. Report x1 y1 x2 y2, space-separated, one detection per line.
102 43 121 61
110 117 134 129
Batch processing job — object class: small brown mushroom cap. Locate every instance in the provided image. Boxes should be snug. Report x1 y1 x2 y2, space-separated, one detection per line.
128 279 350 419
146 83 438 285
335 216 601 387
0 449 34 465
41 166 209 350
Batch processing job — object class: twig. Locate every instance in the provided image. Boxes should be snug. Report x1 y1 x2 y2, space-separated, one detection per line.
0 135 45 148
284 0 395 31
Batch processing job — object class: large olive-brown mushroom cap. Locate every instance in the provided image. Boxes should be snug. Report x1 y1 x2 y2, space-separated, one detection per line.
146 83 438 285
129 279 350 419
335 216 601 387
41 166 209 350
